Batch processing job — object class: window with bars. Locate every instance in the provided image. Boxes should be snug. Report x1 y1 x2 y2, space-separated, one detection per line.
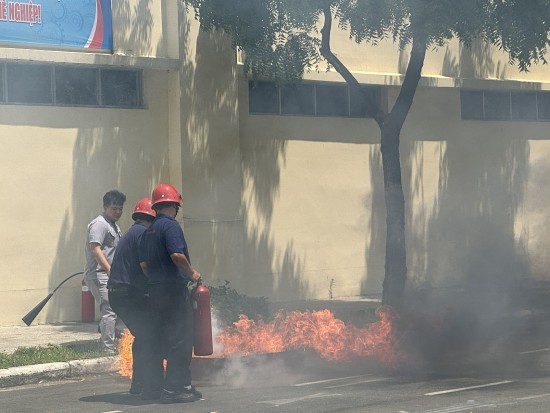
461 89 550 121
249 80 380 118
0 62 144 108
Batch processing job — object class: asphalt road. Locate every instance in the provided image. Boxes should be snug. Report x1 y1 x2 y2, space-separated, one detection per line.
2 348 550 413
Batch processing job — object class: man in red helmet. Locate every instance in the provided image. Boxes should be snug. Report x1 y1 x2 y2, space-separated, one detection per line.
108 198 162 399
139 184 202 404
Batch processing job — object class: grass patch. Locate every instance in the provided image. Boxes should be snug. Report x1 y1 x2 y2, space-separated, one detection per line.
0 340 107 369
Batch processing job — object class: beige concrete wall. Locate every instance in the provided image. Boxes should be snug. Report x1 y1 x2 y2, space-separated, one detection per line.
238 79 550 301
238 78 382 299
398 87 541 291
517 140 550 280
176 12 246 292
0 0 183 326
0 70 172 326
112 0 173 58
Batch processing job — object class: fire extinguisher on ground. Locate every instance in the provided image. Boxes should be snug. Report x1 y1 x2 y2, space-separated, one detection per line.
81 278 95 322
193 281 213 356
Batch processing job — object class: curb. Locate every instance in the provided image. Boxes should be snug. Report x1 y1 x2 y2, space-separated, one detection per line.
0 356 119 388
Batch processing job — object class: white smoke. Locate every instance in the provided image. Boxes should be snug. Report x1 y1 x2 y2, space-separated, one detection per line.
213 354 297 388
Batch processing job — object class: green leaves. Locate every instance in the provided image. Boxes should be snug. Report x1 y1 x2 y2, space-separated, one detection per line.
484 0 550 71
185 0 550 76
209 281 269 326
186 0 322 82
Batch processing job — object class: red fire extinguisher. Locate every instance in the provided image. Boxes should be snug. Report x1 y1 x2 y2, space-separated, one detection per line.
81 279 95 322
193 282 213 356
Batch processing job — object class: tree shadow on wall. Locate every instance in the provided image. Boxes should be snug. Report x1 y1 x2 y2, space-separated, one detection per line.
380 41 535 362
402 119 532 364
44 1 164 322
111 0 153 56
180 23 307 299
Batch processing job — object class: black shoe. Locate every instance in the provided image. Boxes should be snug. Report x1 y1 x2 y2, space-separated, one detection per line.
140 390 161 400
160 389 199 404
129 382 142 395
187 385 202 398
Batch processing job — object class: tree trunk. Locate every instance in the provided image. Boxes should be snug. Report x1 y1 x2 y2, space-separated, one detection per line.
378 36 426 309
380 123 407 309
318 7 424 308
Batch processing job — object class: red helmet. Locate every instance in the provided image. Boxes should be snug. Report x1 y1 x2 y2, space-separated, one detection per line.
132 197 156 220
151 183 182 207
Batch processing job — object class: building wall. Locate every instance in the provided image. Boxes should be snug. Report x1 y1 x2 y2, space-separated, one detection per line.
238 79 550 301
176 12 246 293
223 18 550 302
0 0 177 326
2 4 550 325
0 70 173 326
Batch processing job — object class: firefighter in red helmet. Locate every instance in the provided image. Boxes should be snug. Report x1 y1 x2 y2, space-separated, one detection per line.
107 198 161 398
139 183 203 404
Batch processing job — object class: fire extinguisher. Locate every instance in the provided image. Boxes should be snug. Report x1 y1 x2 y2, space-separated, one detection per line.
193 281 213 356
81 278 95 322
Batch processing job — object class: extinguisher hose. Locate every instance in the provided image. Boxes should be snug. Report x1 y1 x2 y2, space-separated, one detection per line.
22 271 84 326
52 271 84 295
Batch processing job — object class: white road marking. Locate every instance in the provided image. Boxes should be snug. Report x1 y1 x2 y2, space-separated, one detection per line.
401 400 519 413
431 402 514 412
101 411 123 413
258 392 342 406
324 378 388 389
423 402 498 413
424 380 513 396
516 392 550 400
518 347 550 354
0 378 84 392
294 374 369 386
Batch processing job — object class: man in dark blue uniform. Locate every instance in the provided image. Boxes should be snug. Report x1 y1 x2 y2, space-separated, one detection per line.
107 198 162 399
139 183 202 404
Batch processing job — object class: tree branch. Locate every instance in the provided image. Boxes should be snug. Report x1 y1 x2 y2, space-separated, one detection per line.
320 6 383 124
389 36 426 127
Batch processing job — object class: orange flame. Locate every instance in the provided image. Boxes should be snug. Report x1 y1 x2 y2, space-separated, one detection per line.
117 305 402 378
116 331 134 378
217 306 401 365
116 333 167 378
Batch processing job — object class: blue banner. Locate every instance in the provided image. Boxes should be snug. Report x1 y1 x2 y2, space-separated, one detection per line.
0 0 112 50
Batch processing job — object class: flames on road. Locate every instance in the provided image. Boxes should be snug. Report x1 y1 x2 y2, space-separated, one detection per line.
117 305 403 378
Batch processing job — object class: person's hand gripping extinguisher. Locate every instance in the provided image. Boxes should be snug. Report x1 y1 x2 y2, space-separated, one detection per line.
192 279 213 356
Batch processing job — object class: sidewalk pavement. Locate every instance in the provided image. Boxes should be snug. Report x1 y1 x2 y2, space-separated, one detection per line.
0 322 119 388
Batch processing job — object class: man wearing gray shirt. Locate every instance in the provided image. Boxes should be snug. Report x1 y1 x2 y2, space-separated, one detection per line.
85 190 126 353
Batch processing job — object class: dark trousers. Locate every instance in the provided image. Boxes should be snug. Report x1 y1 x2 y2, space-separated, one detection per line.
109 288 163 391
148 282 194 392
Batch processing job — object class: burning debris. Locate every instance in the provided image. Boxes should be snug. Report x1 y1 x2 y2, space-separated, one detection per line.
116 306 404 378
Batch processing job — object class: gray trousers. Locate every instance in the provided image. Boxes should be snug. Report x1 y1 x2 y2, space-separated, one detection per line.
85 272 117 352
